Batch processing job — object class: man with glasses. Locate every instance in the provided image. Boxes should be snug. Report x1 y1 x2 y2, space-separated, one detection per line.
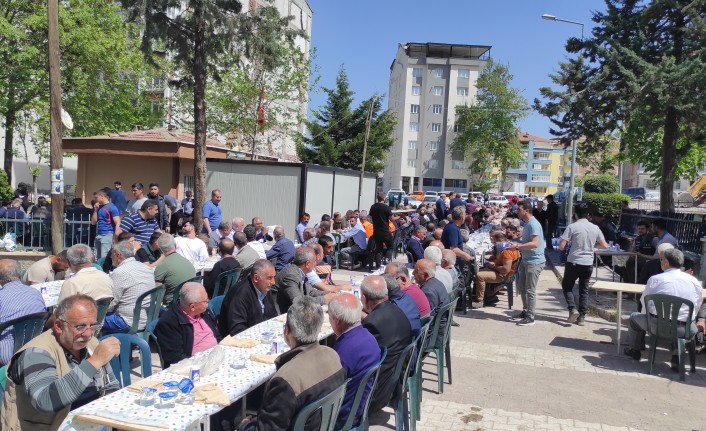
2 295 120 429
154 282 221 368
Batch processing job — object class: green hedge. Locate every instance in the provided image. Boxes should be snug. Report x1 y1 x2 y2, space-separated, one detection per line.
582 192 630 216
583 175 619 194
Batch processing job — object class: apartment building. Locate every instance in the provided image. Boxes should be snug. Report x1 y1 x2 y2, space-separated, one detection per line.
504 132 572 196
383 42 491 194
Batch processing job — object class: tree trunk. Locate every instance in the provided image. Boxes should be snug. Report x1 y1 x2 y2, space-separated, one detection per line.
192 0 207 233
660 106 678 213
4 110 15 185
48 0 64 254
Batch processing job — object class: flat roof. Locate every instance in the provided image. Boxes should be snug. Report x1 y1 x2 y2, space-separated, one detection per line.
404 42 492 60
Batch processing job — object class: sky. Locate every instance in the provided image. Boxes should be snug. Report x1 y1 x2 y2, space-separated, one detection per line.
305 0 607 138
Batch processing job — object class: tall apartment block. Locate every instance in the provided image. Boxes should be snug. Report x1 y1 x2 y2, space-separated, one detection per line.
383 42 491 194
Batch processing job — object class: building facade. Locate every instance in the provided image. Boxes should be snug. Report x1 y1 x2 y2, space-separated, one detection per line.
383 42 491 194
502 132 572 196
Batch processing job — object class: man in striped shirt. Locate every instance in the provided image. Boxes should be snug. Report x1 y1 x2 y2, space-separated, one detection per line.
114 199 160 244
0 259 46 366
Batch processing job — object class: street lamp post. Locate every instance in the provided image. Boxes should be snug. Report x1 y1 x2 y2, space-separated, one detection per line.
542 13 584 226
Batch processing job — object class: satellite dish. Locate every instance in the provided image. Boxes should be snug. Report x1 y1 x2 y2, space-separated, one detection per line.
61 108 74 130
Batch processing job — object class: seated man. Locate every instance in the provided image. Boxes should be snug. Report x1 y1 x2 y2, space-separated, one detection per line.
361 275 413 413
2 295 120 428
59 244 113 302
253 217 273 243
234 232 260 272
238 296 345 430
651 218 679 254
413 259 450 347
441 249 459 284
307 243 350 292
316 236 336 280
441 206 474 266
619 219 657 283
244 225 267 259
265 226 296 272
208 222 232 254
381 273 421 336
473 231 520 308
203 239 241 297
275 247 333 314
103 241 157 334
154 282 221 368
329 293 381 429
135 231 164 268
423 246 453 294
219 259 277 336
154 234 197 305
406 225 426 262
638 243 674 286
22 250 69 285
624 249 702 370
175 221 209 263
301 227 317 246
384 262 431 317
339 215 368 268
0 259 46 366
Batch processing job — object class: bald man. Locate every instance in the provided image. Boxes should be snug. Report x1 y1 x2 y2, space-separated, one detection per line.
413 259 450 348
204 239 241 297
265 226 295 272
154 283 221 367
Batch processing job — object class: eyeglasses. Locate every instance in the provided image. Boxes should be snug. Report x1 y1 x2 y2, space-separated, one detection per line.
60 319 101 334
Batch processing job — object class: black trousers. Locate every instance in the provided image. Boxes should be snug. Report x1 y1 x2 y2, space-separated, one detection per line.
562 262 593 314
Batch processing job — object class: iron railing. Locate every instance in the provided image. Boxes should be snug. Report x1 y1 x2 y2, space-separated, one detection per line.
618 211 706 254
0 216 93 251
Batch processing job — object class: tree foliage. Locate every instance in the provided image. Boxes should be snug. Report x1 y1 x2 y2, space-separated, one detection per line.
451 59 528 191
297 67 396 172
583 192 630 216
583 175 619 194
534 0 706 211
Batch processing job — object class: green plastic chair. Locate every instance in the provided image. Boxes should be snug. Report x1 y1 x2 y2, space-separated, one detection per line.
0 311 50 353
389 336 419 431
170 276 202 305
212 268 242 298
291 379 348 431
407 315 433 425
128 286 166 341
422 298 458 394
100 333 152 387
96 297 113 325
643 294 697 381
339 347 387 431
0 364 7 395
145 320 165 370
209 295 225 319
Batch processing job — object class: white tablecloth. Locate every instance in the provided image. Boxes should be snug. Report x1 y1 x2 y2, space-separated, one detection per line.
31 280 64 308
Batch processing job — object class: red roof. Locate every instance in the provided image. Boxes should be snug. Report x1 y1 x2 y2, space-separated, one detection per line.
98 128 226 149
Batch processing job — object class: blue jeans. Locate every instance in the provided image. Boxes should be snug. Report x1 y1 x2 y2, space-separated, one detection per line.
102 313 131 334
95 234 113 259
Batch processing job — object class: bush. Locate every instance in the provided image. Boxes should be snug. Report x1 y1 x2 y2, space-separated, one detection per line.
0 171 13 202
582 192 630 216
583 175 619 194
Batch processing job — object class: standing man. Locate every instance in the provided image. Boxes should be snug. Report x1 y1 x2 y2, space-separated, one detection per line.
544 194 559 250
533 200 548 246
125 182 148 214
202 189 222 233
91 189 121 259
512 199 546 326
146 183 170 232
295 212 310 244
108 181 127 215
559 204 608 325
181 190 194 222
369 192 398 267
435 193 448 221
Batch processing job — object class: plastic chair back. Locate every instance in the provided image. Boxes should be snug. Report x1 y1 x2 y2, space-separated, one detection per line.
292 380 348 431
145 320 165 369
128 286 166 337
209 295 225 319
238 266 253 284
0 311 50 353
644 294 695 340
0 364 6 394
95 297 113 325
405 250 416 264
171 276 202 305
339 347 387 431
100 333 152 387
425 299 456 350
213 268 242 298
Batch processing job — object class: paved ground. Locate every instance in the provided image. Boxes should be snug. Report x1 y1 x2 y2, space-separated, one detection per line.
363 262 706 431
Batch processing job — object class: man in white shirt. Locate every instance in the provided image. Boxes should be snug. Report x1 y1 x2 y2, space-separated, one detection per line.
175 221 208 263
423 245 453 294
624 248 703 365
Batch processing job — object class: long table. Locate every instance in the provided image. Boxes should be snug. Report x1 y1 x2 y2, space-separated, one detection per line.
60 314 334 431
31 280 64 308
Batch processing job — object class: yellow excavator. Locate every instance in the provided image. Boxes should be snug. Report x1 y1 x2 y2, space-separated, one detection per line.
676 175 706 207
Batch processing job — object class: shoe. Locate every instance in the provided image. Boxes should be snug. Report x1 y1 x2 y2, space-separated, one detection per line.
451 320 460 327
623 348 641 360
670 355 679 372
567 309 580 323
511 310 527 320
472 301 483 309
516 317 535 326
576 315 585 326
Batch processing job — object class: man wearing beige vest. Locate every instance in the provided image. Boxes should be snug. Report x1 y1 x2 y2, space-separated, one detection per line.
1 295 120 430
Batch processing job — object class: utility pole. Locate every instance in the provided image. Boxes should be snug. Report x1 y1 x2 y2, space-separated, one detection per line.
48 0 64 254
357 97 376 211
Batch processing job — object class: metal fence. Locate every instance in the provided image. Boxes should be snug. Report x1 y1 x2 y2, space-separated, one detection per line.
0 217 93 251
618 211 706 254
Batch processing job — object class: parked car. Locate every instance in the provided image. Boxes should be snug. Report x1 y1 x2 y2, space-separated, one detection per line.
488 195 509 204
409 190 425 201
400 194 422 208
423 196 437 204
424 191 438 198
622 187 646 200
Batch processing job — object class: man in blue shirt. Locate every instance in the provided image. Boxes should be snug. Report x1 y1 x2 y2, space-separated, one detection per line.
339 216 367 267
441 206 473 263
512 199 546 326
107 181 127 215
202 189 222 233
265 226 296 272
435 194 448 221
91 189 121 259
295 212 310 243
406 225 426 262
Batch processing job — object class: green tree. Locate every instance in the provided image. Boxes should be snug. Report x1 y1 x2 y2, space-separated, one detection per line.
450 59 528 192
536 0 706 212
298 67 396 172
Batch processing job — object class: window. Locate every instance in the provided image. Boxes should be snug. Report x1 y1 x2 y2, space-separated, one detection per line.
458 69 470 78
532 174 551 182
434 68 444 77
427 159 438 169
532 163 548 170
409 122 419 132
412 68 423 78
534 151 550 160
428 140 438 151
408 140 417 150
411 86 421 96
457 87 468 96
517 163 528 170
445 179 468 188
407 159 416 168
432 86 444 96
431 123 441 132
518 174 527 181
432 104 443 114
410 104 419 114
453 123 465 133
452 160 465 169
422 178 442 187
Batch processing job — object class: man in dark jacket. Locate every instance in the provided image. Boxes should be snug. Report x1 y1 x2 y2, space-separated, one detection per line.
545 194 559 250
146 183 170 232
274 247 332 314
219 259 278 336
203 239 241 297
238 296 345 431
264 226 296 272
413 259 450 347
154 282 221 368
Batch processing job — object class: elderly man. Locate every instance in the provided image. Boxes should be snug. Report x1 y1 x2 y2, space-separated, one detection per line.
274 247 334 314
115 199 160 244
230 217 245 238
59 244 113 302
209 221 232 252
253 217 273 242
265 226 295 272
204 239 241 297
22 250 69 285
512 199 546 326
329 293 382 429
473 231 520 308
154 282 221 368
91 188 121 259
135 231 164 267
102 241 157 334
413 259 450 347
339 215 368 268
385 262 431 317
175 221 209 262
154 234 197 305
2 295 120 429
219 260 278 336
382 273 421 336
407 225 426 263
441 249 459 284
201 189 223 233
624 249 703 369
435 193 448 221
295 212 310 243
0 260 46 366
238 296 345 430
302 227 316 246
234 232 260 271
361 275 413 413
423 246 453 294
244 224 267 259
